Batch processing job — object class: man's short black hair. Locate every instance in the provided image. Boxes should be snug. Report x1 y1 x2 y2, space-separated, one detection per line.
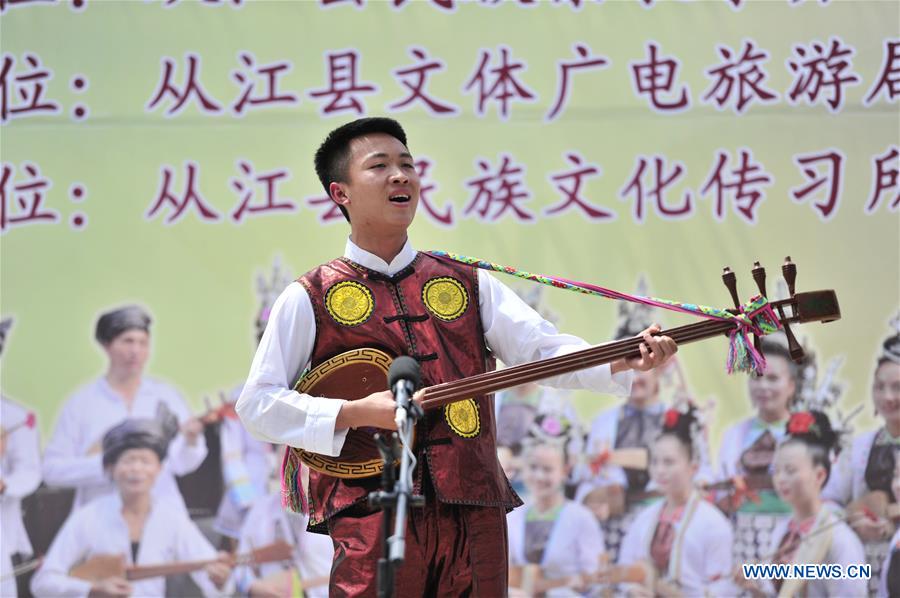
314 117 409 223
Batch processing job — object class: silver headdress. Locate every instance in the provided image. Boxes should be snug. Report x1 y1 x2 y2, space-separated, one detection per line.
794 353 855 454
879 312 900 365
664 398 713 466
523 406 585 467
613 275 656 340
255 256 294 339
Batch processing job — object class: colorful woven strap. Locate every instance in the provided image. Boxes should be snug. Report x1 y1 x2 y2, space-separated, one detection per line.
428 250 782 374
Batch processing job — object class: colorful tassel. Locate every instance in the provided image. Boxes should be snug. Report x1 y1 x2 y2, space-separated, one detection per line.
280 447 307 514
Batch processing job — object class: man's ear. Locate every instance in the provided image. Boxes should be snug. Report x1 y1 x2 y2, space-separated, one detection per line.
330 181 350 207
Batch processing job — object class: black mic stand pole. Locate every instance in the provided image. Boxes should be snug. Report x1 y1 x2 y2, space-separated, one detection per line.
370 432 398 598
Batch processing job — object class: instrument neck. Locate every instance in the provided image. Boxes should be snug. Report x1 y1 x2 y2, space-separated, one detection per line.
421 317 734 411
127 558 216 581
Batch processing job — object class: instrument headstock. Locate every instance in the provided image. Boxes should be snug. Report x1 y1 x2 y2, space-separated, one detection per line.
722 257 840 365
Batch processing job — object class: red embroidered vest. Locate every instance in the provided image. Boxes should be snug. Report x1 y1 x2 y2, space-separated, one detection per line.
298 252 522 530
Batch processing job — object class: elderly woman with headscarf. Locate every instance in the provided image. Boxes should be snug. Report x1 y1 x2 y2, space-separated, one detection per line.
31 414 232 597
42 305 206 513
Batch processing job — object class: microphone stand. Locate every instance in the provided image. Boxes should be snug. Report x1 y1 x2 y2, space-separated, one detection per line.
369 385 425 598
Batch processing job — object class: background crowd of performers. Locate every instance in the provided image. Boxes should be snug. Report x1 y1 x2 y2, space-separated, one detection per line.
1 265 898 597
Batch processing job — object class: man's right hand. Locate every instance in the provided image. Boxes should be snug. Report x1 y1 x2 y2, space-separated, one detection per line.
88 577 132 598
335 390 424 431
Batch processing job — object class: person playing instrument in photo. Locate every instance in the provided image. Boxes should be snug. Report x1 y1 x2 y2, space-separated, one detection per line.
751 410 866 597
823 326 900 594
42 305 207 515
718 334 816 566
232 445 333 598
31 415 233 597
507 414 605 597
236 117 678 596
615 404 736 597
0 318 42 598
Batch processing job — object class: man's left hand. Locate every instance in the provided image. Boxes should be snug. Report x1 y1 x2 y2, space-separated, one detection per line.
180 417 204 446
624 324 677 372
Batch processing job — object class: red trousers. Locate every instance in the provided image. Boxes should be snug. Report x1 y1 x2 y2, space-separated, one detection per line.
327 486 509 597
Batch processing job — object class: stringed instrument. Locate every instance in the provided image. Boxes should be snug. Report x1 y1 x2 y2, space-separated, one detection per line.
295 258 840 478
69 539 292 582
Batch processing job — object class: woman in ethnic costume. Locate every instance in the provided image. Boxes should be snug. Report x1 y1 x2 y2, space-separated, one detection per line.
749 410 866 597
824 327 900 594
718 334 815 566
508 414 606 597
615 405 736 597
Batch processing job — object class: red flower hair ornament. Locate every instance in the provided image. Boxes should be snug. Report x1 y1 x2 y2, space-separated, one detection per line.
787 411 817 435
664 409 680 429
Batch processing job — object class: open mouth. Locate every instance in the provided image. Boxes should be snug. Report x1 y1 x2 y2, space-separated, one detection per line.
389 194 411 204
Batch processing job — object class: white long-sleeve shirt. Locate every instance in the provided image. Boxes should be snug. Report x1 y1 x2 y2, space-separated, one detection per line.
237 238 633 456
42 376 207 512
30 493 227 598
1 397 42 598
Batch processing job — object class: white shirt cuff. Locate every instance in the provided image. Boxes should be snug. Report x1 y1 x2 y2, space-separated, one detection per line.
579 363 633 398
304 398 348 457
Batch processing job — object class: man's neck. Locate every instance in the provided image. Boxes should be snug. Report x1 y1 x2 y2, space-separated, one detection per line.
350 229 407 265
106 371 141 404
120 492 152 518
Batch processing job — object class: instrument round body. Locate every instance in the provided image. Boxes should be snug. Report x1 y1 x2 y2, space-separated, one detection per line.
294 348 406 479
70 554 127 582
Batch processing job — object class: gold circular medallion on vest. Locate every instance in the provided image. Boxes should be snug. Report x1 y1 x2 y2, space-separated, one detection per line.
444 398 480 438
325 281 374 327
422 277 468 322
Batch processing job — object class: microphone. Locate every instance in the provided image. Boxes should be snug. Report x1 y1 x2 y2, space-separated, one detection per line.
388 356 422 427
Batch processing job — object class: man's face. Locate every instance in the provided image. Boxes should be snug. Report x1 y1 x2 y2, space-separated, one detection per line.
110 447 161 497
333 133 420 232
104 329 150 377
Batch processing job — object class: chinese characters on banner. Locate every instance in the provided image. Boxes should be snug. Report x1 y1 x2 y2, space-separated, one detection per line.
2 1 897 233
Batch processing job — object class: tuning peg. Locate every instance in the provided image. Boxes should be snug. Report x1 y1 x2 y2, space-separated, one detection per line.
782 256 797 297
751 261 767 297
722 267 741 310
783 322 806 363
